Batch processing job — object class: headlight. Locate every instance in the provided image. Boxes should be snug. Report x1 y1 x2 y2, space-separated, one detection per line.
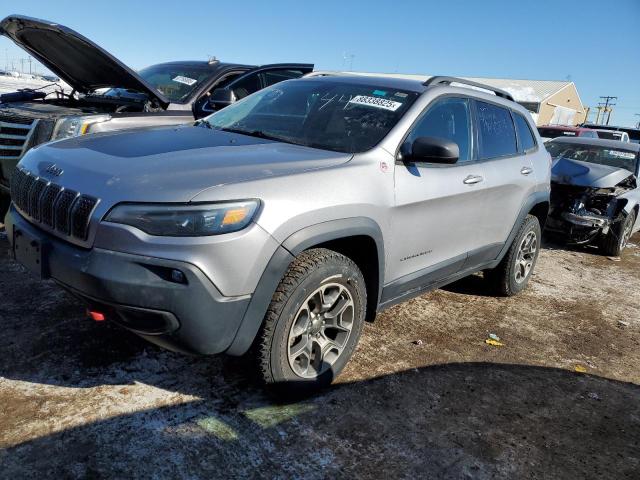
52 114 111 140
104 201 260 236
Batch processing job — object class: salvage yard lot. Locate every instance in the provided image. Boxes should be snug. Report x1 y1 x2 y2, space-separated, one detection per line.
1 225 639 479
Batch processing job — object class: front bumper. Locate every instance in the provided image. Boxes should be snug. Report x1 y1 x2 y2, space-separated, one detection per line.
6 206 251 355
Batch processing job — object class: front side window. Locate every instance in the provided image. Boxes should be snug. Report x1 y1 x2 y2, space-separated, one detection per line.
476 101 518 159
203 80 419 153
405 97 472 162
259 69 306 88
514 112 537 152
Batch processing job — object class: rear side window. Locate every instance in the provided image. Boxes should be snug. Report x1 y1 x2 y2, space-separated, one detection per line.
513 113 537 152
476 101 517 159
406 97 472 162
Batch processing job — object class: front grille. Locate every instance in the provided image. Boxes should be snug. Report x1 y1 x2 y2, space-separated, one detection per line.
11 168 99 241
0 111 38 161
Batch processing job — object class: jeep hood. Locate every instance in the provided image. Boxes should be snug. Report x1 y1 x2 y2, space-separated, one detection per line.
0 15 169 107
551 157 634 188
20 125 352 203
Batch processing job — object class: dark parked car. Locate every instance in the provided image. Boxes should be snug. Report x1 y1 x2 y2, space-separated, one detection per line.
546 137 640 255
0 14 312 217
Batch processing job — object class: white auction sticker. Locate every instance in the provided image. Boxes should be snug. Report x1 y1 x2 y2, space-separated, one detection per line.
608 150 636 159
348 95 403 111
172 75 197 86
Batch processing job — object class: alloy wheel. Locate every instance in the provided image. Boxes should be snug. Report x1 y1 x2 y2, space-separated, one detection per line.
287 283 355 379
514 231 537 284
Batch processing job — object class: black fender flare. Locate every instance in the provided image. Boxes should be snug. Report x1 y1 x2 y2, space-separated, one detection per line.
225 217 385 356
488 189 550 268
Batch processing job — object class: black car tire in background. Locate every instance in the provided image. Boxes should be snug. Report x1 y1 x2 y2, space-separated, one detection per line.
0 192 10 222
601 210 636 257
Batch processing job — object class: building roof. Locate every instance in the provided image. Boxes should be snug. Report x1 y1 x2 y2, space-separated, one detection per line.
461 77 571 103
317 71 573 103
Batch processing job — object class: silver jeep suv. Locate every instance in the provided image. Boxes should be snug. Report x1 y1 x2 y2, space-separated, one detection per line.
5 75 550 392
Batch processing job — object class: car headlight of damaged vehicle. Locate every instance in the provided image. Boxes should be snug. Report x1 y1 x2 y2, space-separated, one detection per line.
104 201 260 236
52 114 111 140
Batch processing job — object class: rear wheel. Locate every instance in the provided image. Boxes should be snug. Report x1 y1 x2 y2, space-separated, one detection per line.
601 210 636 257
256 248 366 394
485 215 541 296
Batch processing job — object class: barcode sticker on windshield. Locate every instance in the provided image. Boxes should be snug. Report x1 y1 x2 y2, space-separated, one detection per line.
608 150 636 159
348 95 403 111
172 76 197 86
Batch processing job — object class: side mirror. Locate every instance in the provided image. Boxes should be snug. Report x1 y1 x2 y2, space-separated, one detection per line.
208 88 236 110
407 136 459 164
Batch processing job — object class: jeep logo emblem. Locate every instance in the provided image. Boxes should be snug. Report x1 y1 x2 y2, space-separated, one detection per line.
45 164 64 177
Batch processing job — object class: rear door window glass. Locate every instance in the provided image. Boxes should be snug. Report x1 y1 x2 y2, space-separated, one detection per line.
476 101 517 159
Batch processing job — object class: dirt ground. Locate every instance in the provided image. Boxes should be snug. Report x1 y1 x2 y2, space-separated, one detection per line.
1 224 639 479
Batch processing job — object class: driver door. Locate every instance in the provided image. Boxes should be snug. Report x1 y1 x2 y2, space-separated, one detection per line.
389 96 491 287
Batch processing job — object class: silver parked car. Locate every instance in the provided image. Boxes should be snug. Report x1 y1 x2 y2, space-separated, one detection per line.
546 137 640 255
6 75 550 392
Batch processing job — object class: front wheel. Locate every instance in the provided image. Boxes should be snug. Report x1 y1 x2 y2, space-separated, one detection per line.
600 210 636 257
256 248 366 394
485 215 541 296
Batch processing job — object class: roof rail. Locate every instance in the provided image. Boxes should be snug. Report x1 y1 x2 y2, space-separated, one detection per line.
423 76 515 102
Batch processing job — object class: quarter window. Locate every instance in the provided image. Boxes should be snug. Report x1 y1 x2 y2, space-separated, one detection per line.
406 97 472 163
513 112 537 152
476 101 518 159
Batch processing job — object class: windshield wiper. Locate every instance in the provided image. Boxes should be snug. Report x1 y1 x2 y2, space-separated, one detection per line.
220 127 299 145
196 118 214 129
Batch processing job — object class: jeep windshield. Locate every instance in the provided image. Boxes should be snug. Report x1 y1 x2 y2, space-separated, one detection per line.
547 142 639 173
202 79 419 153
136 63 217 103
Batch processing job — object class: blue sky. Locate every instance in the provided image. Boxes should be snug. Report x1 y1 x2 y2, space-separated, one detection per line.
1 0 639 126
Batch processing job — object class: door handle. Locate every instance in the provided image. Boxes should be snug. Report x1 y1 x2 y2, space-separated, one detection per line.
521 166 533 176
463 174 484 185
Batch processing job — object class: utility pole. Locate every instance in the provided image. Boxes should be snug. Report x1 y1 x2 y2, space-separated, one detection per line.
597 96 617 125
635 114 640 129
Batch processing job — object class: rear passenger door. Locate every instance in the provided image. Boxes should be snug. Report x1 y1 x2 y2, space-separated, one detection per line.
390 96 491 283
473 101 538 262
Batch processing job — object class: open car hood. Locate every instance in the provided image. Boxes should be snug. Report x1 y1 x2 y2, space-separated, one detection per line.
551 157 634 188
0 15 169 107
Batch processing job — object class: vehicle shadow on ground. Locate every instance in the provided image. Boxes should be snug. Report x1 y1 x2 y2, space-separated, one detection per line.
1 357 639 479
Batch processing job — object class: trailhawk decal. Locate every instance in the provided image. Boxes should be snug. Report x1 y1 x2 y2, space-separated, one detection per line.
348 95 403 111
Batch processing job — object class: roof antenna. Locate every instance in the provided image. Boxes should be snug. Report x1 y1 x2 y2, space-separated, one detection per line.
208 55 219 65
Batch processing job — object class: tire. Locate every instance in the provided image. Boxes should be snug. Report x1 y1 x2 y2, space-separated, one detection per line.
0 192 9 223
600 210 636 257
256 248 367 394
485 215 541 297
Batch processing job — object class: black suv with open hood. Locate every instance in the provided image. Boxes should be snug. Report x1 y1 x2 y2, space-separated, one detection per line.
0 15 312 216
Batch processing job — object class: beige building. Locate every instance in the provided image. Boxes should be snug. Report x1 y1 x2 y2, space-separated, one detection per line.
462 77 587 126
322 71 587 126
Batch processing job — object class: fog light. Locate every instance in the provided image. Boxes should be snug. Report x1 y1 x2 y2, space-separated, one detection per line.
171 269 186 284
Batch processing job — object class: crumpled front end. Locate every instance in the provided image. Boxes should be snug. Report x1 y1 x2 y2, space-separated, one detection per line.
547 180 634 244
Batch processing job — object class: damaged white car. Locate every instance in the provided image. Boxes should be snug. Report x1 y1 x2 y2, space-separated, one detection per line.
546 137 640 256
